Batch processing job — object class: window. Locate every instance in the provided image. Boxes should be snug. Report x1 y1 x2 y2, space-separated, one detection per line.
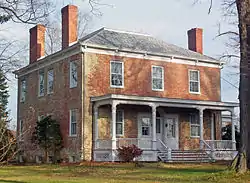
141 117 151 136
156 118 161 133
38 70 45 96
70 109 77 136
70 62 77 88
110 61 124 87
189 70 200 93
47 69 54 94
116 110 124 136
20 80 26 102
152 66 164 91
190 114 200 137
19 120 23 141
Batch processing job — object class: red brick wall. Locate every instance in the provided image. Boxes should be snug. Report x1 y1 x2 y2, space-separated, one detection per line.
86 53 221 101
18 53 83 161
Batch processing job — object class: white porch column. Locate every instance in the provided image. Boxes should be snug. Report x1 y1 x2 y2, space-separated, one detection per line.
231 109 237 150
94 106 99 149
199 108 204 149
111 102 117 161
151 105 157 150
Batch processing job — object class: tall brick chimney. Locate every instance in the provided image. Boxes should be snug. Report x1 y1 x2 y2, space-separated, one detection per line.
187 28 203 54
61 5 78 49
29 24 46 64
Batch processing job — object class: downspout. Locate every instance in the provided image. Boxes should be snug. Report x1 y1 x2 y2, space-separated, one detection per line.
81 46 85 160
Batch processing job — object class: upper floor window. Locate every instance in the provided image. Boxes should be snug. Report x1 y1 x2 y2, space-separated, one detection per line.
70 109 77 136
116 110 124 136
110 61 124 88
70 62 77 88
152 66 164 91
189 70 200 93
38 70 45 97
20 79 26 102
47 69 54 94
190 114 200 137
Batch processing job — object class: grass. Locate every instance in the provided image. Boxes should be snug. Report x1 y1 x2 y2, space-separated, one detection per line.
0 162 250 183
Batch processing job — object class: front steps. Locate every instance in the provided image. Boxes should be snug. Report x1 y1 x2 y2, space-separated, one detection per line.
158 150 212 163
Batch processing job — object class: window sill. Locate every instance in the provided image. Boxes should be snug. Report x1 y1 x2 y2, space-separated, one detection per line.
69 135 77 138
190 136 200 138
152 88 164 92
189 91 201 95
110 85 124 89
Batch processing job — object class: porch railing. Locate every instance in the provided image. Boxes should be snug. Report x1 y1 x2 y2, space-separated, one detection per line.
205 140 235 150
96 138 152 150
158 138 171 160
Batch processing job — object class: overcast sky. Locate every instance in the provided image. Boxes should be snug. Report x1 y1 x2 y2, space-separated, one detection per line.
5 0 239 128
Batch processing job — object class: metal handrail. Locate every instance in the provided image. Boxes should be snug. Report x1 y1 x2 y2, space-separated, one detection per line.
158 138 169 150
200 139 212 150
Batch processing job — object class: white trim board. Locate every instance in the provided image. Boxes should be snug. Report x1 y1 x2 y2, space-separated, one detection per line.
83 47 222 68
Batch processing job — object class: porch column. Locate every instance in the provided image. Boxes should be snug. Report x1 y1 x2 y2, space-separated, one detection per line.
231 108 237 150
151 105 157 150
94 106 99 149
199 108 204 149
111 102 117 161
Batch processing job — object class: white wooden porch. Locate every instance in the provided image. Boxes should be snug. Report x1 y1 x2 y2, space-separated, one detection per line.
91 94 238 162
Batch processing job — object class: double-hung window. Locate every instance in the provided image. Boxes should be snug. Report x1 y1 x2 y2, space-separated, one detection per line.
110 61 124 88
116 110 124 136
38 70 45 97
190 114 200 137
141 117 151 136
20 79 26 102
47 69 54 94
189 70 200 93
70 62 77 88
152 66 164 91
70 109 77 136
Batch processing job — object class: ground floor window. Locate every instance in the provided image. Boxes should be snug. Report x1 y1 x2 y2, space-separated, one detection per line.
190 114 200 137
116 110 124 136
141 117 151 136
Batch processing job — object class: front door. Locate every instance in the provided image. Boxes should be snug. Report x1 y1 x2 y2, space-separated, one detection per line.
164 115 179 150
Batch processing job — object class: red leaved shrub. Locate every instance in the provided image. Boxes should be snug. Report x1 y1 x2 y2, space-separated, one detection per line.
117 144 143 162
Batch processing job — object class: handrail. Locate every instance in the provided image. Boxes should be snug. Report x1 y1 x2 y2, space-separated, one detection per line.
200 139 212 150
158 138 169 150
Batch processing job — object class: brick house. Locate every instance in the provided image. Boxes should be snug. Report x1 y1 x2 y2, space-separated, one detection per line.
14 4 238 162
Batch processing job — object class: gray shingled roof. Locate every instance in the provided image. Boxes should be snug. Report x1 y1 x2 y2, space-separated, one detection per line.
79 27 218 63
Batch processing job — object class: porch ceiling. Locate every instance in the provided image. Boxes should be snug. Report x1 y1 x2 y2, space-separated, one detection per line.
90 94 238 111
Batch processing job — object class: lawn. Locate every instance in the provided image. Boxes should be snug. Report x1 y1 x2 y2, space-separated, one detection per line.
0 162 250 183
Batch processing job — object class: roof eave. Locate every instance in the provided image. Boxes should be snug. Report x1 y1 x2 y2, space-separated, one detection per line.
80 43 223 65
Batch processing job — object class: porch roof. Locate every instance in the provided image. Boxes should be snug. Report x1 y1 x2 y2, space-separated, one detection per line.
91 94 238 111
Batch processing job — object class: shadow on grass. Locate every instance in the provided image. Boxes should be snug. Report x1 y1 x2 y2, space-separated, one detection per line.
0 180 26 183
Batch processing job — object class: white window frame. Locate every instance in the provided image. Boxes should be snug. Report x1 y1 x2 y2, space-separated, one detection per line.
116 110 124 136
38 70 45 97
189 70 200 94
47 69 54 94
69 109 77 136
70 61 78 88
190 113 200 138
110 61 124 88
152 65 164 91
141 117 151 137
20 79 26 102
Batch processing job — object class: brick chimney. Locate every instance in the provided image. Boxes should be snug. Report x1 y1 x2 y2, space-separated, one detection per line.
29 24 46 64
61 5 78 49
187 28 203 54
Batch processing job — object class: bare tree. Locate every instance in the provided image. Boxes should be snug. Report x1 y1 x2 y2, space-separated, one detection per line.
194 0 250 173
0 0 53 24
